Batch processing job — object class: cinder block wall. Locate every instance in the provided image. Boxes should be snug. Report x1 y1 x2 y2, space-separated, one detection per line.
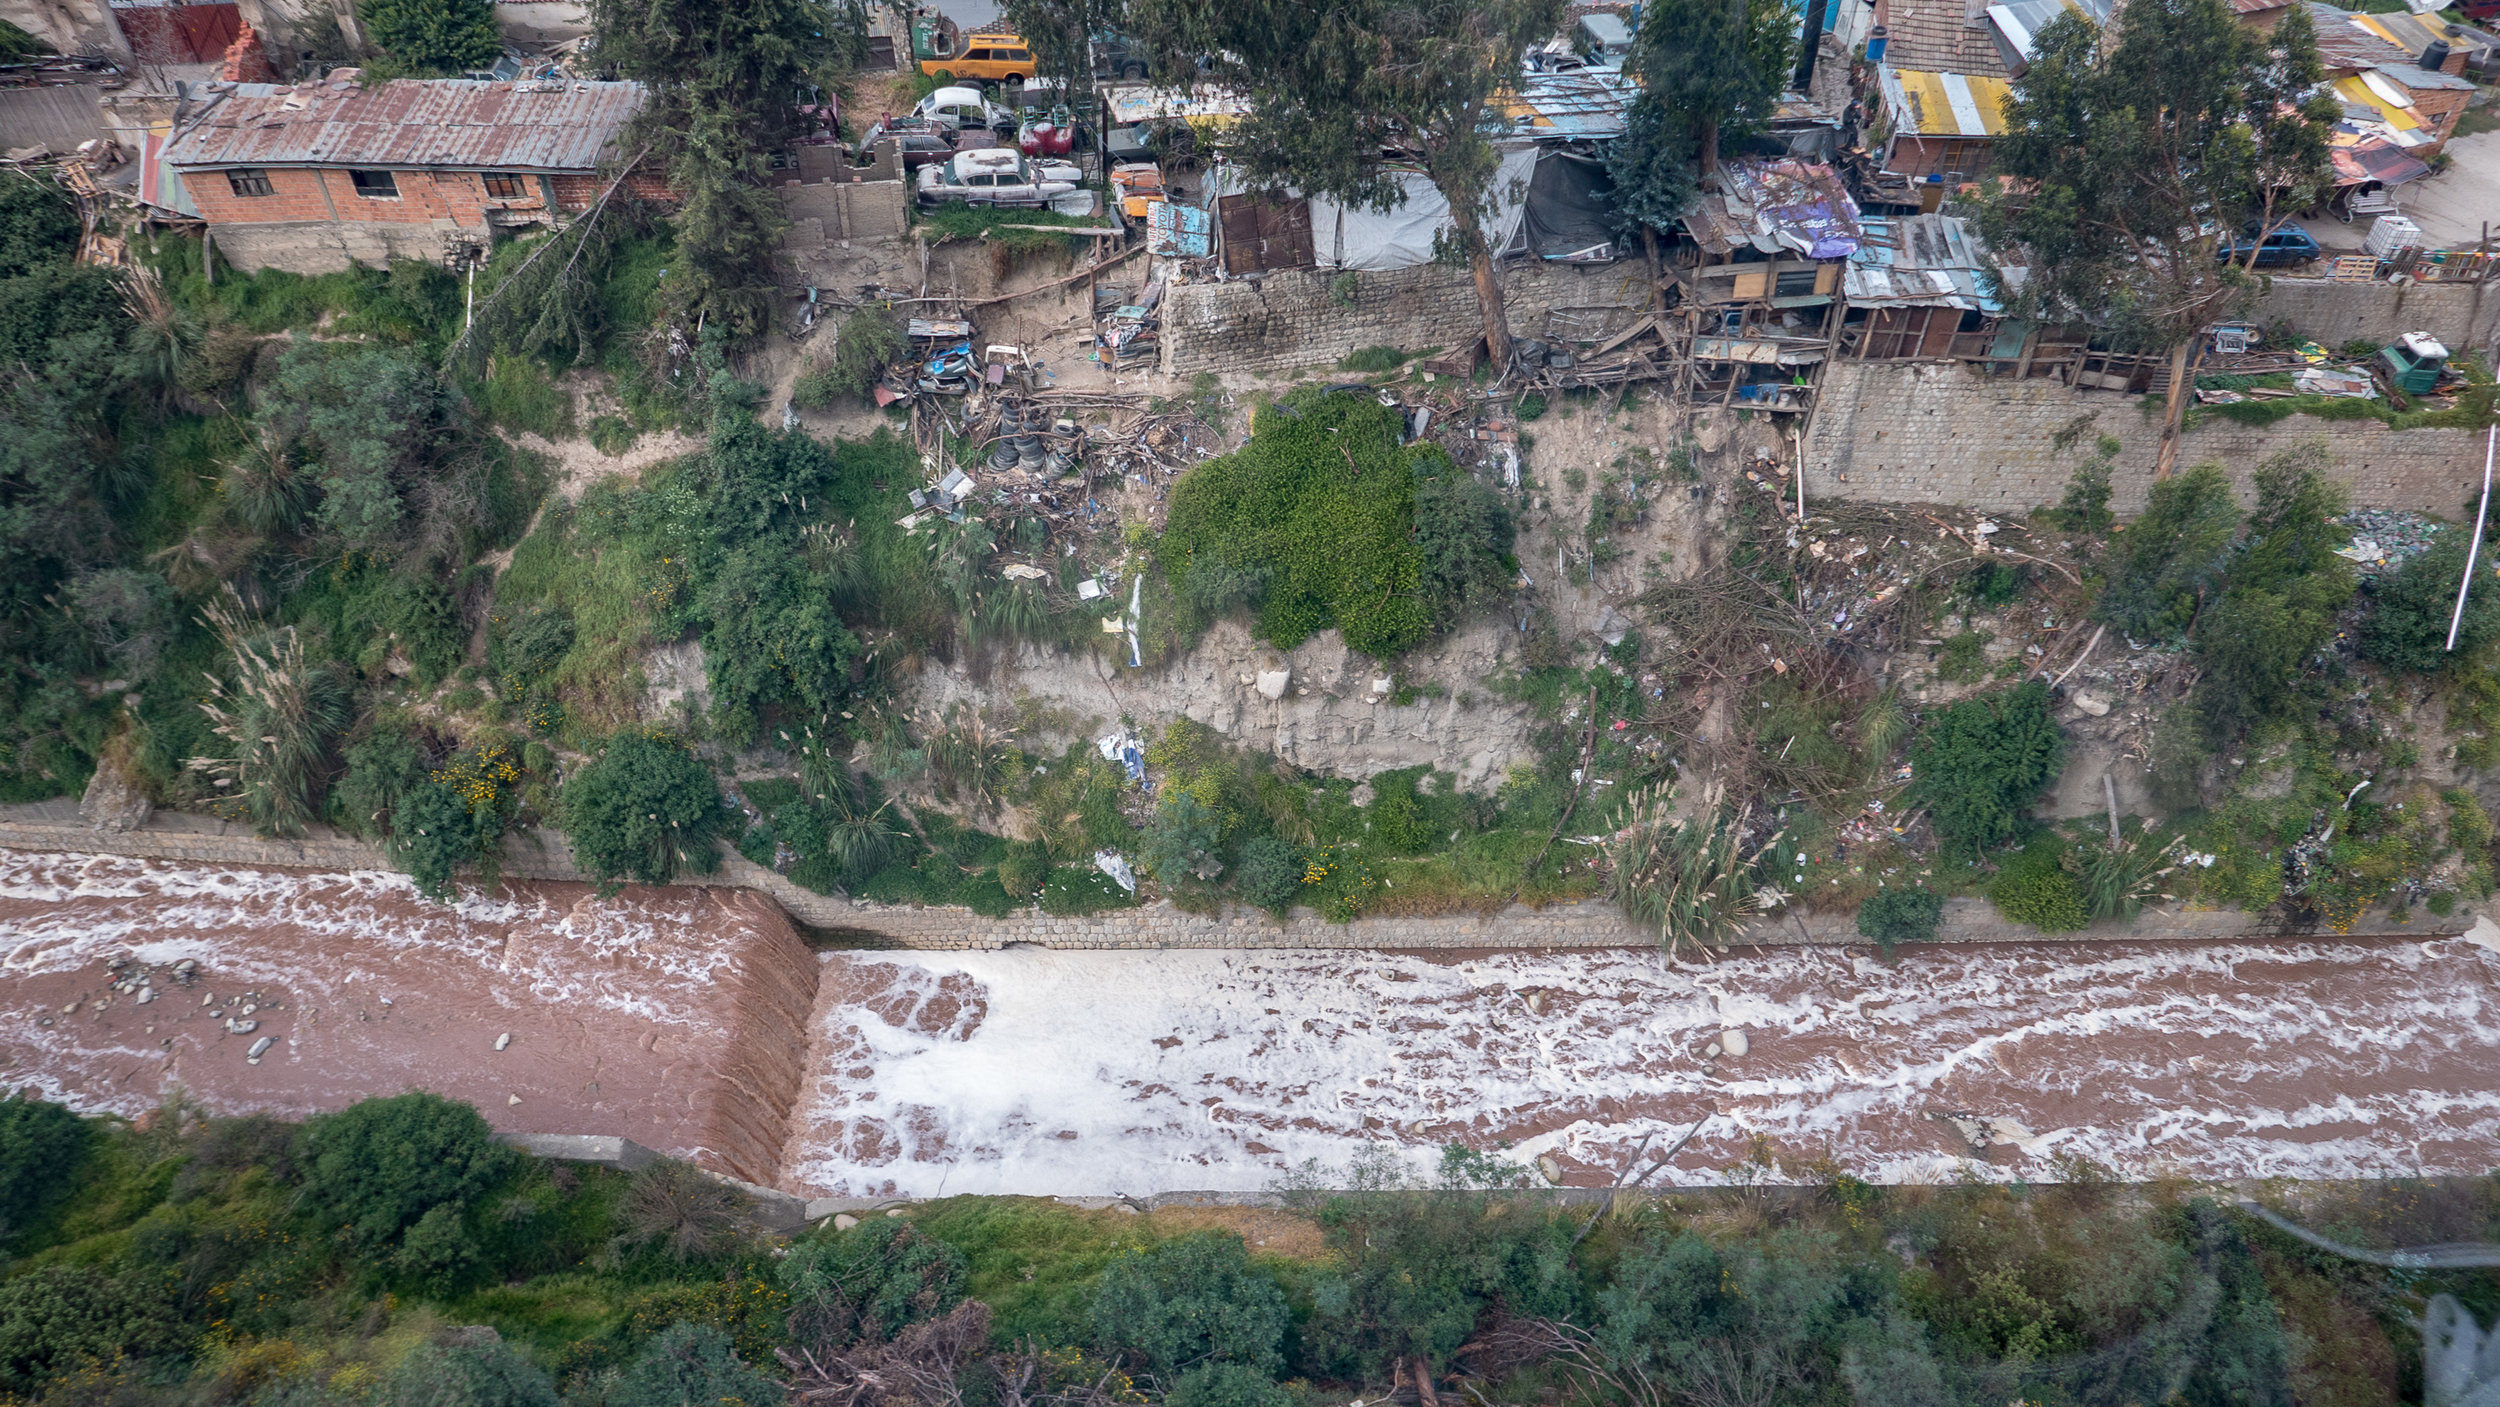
1805 359 2492 516
1160 260 1653 375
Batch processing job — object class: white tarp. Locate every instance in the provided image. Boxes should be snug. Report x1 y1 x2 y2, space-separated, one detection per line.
1214 146 1539 272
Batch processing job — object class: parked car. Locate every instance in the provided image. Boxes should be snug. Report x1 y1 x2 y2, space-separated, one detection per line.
2216 223 2321 268
912 86 1015 134
1091 30 1150 80
916 147 1081 208
918 30 1036 86
856 116 981 171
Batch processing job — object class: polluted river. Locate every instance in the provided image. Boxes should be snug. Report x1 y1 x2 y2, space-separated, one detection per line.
7 848 2499 1197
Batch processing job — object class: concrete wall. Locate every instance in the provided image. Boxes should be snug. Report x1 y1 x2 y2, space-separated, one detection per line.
206 217 460 273
1159 259 1653 376
781 181 908 246
2254 274 2500 355
1804 358 2494 516
0 814 2460 949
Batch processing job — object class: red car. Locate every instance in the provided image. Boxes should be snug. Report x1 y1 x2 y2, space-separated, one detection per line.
1018 105 1076 158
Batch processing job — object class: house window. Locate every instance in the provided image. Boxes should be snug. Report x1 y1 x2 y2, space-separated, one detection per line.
481 171 527 198
348 169 399 198
225 168 274 197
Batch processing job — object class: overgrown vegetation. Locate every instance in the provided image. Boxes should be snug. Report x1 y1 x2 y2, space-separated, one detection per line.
0 1091 2469 1407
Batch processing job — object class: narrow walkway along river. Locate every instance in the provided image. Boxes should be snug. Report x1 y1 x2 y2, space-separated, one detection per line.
7 850 2499 1196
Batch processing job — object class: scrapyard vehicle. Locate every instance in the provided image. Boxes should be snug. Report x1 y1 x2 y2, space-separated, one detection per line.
917 147 1081 209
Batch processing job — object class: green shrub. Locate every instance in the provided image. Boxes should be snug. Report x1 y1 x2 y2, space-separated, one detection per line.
392 777 498 900
793 313 908 408
1167 1365 1289 1407
1091 1232 1288 1380
1040 865 1133 916
1909 681 2064 859
997 839 1049 900
2191 446 2353 741
2363 529 2499 674
0 1266 183 1391
1513 393 1547 421
476 356 574 439
1234 837 1304 916
1161 392 1450 655
593 1323 781 1407
294 1091 516 1252
1412 469 1516 627
1990 841 2087 932
2097 463 2238 641
1143 793 1223 885
1337 346 1409 373
560 731 735 887
360 0 501 74
387 1337 561 1407
1855 886 1943 954
0 1096 88 1241
1935 631 1991 683
589 414 639 456
783 1219 967 1350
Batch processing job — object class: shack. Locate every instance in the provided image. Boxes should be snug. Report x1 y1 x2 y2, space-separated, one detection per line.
160 70 649 273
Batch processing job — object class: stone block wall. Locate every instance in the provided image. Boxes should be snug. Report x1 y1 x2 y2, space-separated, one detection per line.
1160 259 1652 375
2254 275 2499 355
1804 359 2493 516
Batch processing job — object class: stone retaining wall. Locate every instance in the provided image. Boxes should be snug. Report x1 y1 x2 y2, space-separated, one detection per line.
0 816 2461 948
1805 359 2492 517
1159 260 1650 377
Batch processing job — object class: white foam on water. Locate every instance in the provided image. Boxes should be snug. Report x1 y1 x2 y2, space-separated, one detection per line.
786 938 2500 1197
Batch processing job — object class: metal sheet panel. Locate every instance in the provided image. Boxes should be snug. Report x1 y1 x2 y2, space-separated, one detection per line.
161 77 644 172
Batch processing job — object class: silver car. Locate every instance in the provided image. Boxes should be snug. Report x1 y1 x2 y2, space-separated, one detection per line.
916 147 1082 208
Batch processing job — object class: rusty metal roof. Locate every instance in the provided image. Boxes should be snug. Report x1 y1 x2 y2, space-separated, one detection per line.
162 76 645 172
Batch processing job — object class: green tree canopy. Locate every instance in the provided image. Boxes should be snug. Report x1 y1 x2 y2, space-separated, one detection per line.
294 1091 516 1252
584 0 864 334
560 730 734 886
2362 526 2500 675
1972 0 2334 476
1909 680 2064 858
1621 0 1791 176
361 0 502 76
1128 0 1564 365
2191 446 2352 741
0 1094 90 1239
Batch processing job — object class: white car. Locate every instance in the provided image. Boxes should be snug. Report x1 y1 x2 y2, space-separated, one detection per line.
912 85 1015 133
916 147 1082 208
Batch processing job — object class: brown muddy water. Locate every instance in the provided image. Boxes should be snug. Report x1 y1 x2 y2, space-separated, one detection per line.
8 849 2500 1198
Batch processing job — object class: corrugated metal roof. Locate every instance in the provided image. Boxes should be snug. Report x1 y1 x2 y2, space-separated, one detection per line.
161 76 644 171
1880 64 2011 136
1499 71 1635 139
1846 212 2018 310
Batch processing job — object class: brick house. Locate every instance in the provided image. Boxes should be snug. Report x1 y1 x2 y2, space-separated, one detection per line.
1869 65 2012 186
161 67 649 274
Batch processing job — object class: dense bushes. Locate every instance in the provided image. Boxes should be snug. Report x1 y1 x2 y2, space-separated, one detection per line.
0 1093 89 1238
1854 885 1942 953
561 731 735 886
0 1091 2452 1407
1161 392 1510 656
2362 526 2500 674
294 1091 516 1253
1909 681 2064 859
